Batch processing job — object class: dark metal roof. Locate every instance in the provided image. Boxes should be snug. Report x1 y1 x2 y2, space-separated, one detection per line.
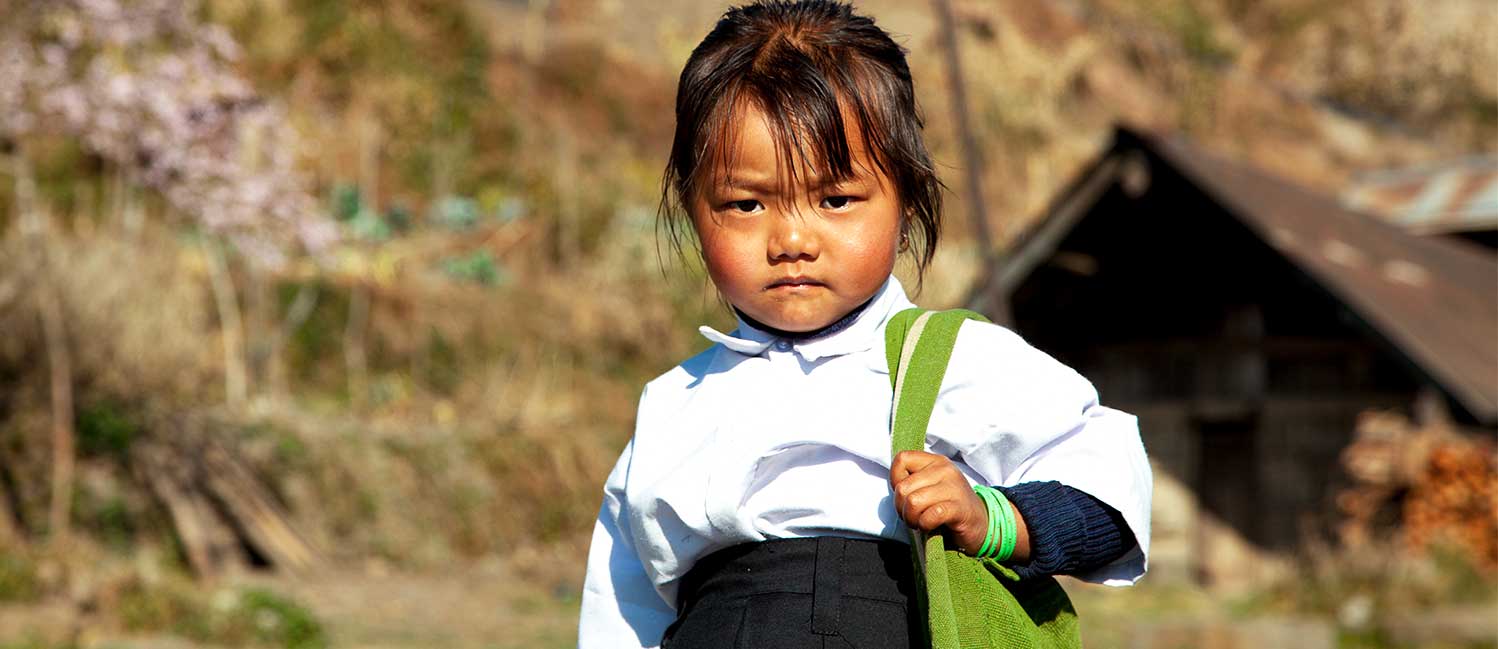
985 127 1498 423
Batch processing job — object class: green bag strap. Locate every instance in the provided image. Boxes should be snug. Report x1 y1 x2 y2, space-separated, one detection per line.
886 307 1082 649
886 307 990 456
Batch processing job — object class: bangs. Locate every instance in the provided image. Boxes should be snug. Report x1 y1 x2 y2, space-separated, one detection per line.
692 67 897 204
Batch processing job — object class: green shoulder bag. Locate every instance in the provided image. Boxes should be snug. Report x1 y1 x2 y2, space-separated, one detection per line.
885 307 1082 649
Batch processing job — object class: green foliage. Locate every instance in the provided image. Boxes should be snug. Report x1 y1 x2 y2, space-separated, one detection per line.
223 0 496 196
333 184 401 241
349 208 392 241
31 137 99 219
217 588 329 649
285 280 346 383
75 402 139 461
1334 629 1497 649
421 328 461 395
0 637 78 649
272 428 311 470
331 187 413 238
1459 88 1498 143
1336 628 1395 649
1154 1 1235 67
118 578 199 634
331 183 362 222
0 552 40 603
73 486 135 552
1423 543 1495 606
440 250 506 286
478 186 526 223
433 195 481 230
384 203 414 233
120 579 327 649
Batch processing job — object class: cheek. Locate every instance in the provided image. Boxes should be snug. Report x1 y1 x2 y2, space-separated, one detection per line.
841 223 900 296
839 217 901 272
851 243 898 289
695 223 760 290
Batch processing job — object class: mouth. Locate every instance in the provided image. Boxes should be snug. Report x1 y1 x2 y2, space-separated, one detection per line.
765 276 825 291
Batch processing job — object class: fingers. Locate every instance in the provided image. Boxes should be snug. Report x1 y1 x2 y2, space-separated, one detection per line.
892 461 947 501
892 454 949 517
890 451 965 496
889 450 945 484
896 482 964 531
914 487 960 531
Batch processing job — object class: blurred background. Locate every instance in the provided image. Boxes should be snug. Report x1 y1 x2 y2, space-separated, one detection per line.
0 0 1494 647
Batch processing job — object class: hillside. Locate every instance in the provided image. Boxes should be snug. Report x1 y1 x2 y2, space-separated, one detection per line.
0 1 1492 647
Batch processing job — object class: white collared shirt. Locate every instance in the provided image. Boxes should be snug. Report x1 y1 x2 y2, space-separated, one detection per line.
578 275 1152 648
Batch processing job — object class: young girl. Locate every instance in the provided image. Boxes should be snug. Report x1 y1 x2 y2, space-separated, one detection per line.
579 2 1151 647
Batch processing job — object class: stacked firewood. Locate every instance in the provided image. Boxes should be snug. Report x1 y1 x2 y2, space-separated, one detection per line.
1402 439 1497 572
131 413 321 577
1338 411 1497 573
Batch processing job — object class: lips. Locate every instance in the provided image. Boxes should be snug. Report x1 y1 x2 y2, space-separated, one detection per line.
766 276 825 290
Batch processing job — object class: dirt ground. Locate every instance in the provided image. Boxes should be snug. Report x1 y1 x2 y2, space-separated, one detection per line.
233 566 580 649
0 562 583 649
3 564 1493 648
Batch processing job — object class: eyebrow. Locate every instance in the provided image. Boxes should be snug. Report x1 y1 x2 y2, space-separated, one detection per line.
719 171 866 193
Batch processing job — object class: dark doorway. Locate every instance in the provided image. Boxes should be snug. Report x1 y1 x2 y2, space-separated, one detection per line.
1194 414 1261 544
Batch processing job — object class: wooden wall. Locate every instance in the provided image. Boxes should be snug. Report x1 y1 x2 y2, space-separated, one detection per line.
1005 163 1429 588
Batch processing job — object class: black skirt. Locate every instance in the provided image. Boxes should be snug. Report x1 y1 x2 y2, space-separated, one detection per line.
662 537 923 649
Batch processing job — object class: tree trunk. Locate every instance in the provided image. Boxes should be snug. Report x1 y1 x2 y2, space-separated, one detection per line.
344 284 369 411
39 282 75 545
12 151 76 546
933 0 996 262
0 462 24 548
260 282 319 397
554 126 579 265
123 168 144 239
522 0 552 64
203 239 248 409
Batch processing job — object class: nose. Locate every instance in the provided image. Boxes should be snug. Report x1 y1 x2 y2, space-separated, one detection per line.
767 209 819 263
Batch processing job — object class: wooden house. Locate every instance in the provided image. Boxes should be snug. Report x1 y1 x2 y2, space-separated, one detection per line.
968 128 1498 587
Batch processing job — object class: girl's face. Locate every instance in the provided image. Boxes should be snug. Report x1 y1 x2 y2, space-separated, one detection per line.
690 103 903 333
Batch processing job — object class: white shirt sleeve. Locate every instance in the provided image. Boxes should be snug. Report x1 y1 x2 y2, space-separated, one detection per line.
578 435 677 648
928 321 1152 586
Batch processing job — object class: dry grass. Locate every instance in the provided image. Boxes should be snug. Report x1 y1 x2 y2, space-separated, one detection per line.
0 1 1494 645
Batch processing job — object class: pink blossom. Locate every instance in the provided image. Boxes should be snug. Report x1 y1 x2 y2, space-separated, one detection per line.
2 0 339 268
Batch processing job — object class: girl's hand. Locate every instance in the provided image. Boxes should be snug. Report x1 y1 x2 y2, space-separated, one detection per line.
889 450 1030 561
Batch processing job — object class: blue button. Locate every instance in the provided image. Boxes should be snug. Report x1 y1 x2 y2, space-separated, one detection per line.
774 340 792 351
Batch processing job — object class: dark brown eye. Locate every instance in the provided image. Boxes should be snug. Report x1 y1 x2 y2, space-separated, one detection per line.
820 195 853 209
729 199 762 213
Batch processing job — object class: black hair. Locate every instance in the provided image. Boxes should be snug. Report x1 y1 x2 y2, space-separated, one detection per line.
660 0 944 279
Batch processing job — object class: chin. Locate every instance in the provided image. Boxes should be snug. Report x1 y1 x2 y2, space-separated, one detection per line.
768 313 836 333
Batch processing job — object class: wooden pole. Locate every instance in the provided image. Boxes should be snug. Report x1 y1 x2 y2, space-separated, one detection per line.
12 151 76 546
933 0 997 264
0 498 19 548
39 280 74 545
344 283 369 411
203 238 248 410
259 282 319 396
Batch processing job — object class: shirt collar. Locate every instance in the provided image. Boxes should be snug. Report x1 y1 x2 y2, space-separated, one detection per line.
698 275 914 362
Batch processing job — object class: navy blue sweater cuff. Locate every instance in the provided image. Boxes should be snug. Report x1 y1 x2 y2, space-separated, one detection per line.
995 481 1133 580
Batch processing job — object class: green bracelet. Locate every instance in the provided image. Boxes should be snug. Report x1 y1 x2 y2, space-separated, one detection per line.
972 485 1002 559
972 485 1019 561
970 486 989 557
993 487 1017 562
